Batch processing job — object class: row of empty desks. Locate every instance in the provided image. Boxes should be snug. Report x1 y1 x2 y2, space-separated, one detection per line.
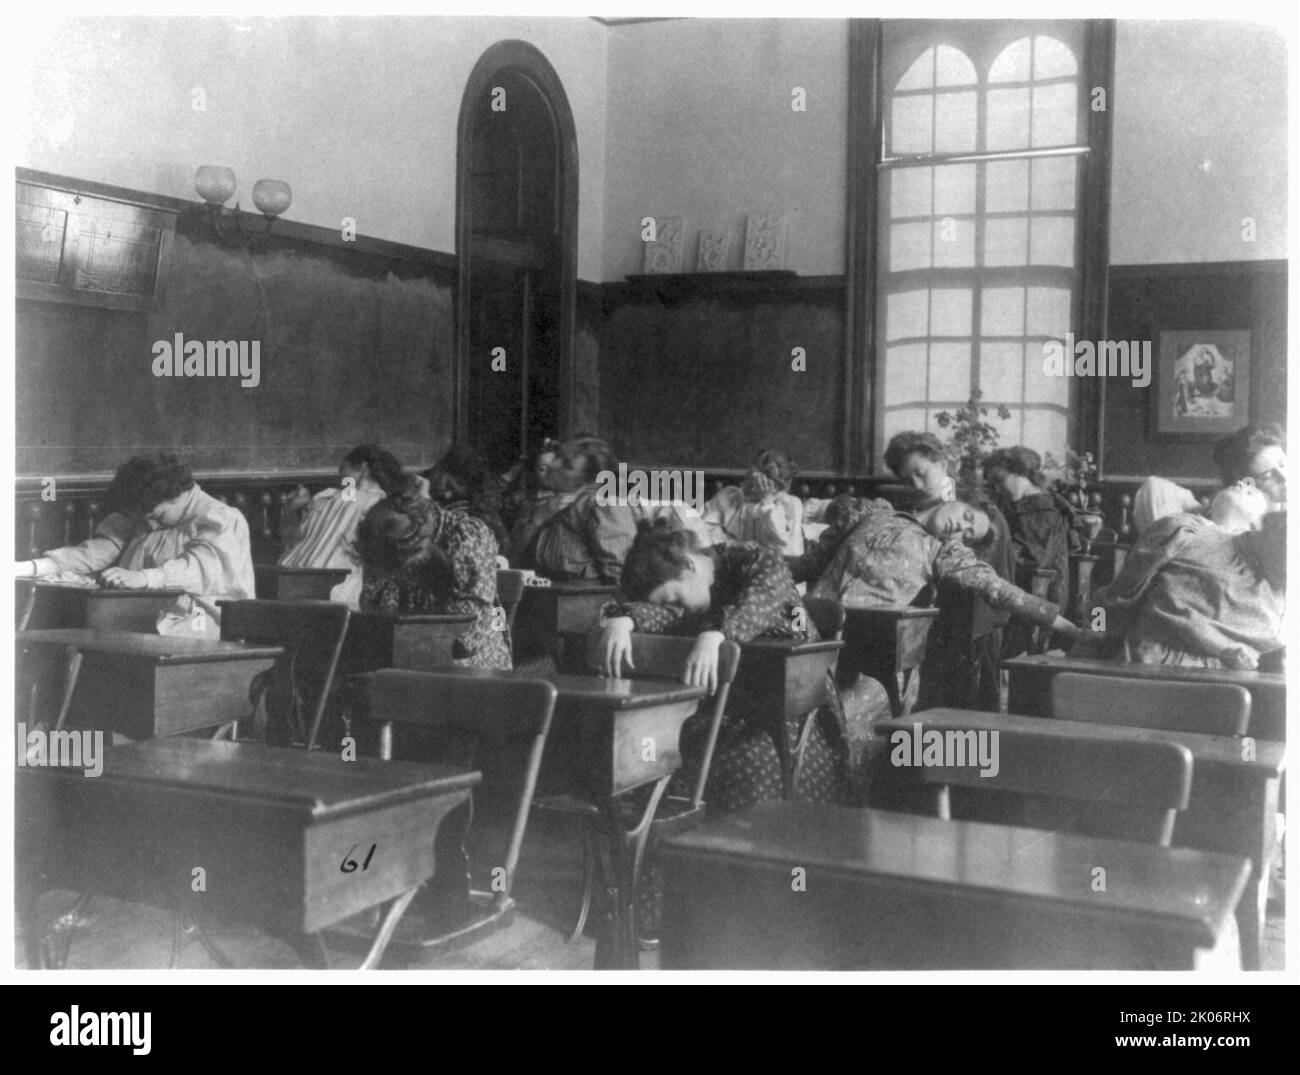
876 708 1285 970
17 737 479 969
660 801 1250 970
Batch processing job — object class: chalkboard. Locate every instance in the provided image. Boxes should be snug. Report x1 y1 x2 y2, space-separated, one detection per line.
17 232 455 477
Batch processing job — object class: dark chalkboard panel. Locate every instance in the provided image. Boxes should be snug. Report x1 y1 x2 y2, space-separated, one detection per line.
17 231 455 477
597 279 846 472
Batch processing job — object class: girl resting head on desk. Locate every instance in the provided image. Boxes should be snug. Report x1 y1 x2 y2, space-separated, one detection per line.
599 517 811 694
354 477 511 670
599 518 847 813
14 454 255 635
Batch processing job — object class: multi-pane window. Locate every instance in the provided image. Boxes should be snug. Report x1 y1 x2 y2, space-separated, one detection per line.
876 22 1088 464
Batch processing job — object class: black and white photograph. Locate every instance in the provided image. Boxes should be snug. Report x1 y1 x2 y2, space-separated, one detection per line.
3 1 1293 1008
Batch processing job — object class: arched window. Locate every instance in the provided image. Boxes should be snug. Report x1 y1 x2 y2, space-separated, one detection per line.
874 23 1089 465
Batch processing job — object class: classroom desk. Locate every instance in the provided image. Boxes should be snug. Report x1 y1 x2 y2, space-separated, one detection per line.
732 637 844 798
511 584 615 661
876 708 1286 970
339 612 477 673
17 629 283 740
660 801 1250 970
842 605 940 717
16 737 479 969
437 667 708 969
254 565 350 601
17 580 188 633
1004 653 1287 742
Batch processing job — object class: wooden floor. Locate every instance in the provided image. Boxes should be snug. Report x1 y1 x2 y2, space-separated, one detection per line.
16 808 1284 973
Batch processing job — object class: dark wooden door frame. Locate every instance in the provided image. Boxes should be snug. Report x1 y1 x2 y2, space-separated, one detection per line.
454 39 579 449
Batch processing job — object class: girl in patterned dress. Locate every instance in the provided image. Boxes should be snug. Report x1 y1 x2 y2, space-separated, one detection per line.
423 443 511 558
884 430 1017 710
600 518 846 812
355 484 511 670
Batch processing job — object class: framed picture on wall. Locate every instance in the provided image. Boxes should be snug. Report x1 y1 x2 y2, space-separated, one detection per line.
1150 329 1251 440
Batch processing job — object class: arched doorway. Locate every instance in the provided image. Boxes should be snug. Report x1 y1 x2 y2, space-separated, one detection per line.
455 41 578 473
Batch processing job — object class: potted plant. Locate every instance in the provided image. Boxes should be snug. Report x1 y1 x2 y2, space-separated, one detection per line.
933 389 1012 495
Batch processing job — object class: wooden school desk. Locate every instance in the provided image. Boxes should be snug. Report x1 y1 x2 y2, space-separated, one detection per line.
339 611 477 673
254 566 350 601
660 801 1250 970
16 737 480 969
1004 653 1287 742
435 668 708 969
842 604 940 717
17 580 188 633
17 629 282 739
511 583 615 662
732 637 843 798
876 708 1286 970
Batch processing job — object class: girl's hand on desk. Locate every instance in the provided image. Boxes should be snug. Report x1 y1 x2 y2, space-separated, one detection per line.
600 617 636 678
684 630 725 695
101 567 148 589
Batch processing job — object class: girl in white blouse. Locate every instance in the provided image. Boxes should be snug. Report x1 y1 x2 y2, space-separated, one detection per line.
701 449 805 556
16 455 254 636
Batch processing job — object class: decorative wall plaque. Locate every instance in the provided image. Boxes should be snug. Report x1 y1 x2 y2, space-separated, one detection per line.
743 214 788 271
642 216 685 274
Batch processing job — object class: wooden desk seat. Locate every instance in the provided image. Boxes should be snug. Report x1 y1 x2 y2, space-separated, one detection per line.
1004 652 1286 741
357 670 558 951
218 599 352 750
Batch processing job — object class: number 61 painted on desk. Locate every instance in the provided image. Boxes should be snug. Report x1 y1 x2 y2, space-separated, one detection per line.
340 843 377 873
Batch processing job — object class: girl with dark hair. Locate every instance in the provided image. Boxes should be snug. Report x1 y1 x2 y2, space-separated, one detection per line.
984 446 1075 653
1132 424 1286 534
518 435 709 584
600 518 846 811
1212 424 1286 506
424 443 511 555
883 430 1019 709
701 448 805 555
355 485 510 670
277 444 403 609
15 454 254 635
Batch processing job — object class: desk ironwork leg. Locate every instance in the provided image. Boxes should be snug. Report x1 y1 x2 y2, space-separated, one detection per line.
358 888 419 970
595 776 670 970
53 647 83 732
